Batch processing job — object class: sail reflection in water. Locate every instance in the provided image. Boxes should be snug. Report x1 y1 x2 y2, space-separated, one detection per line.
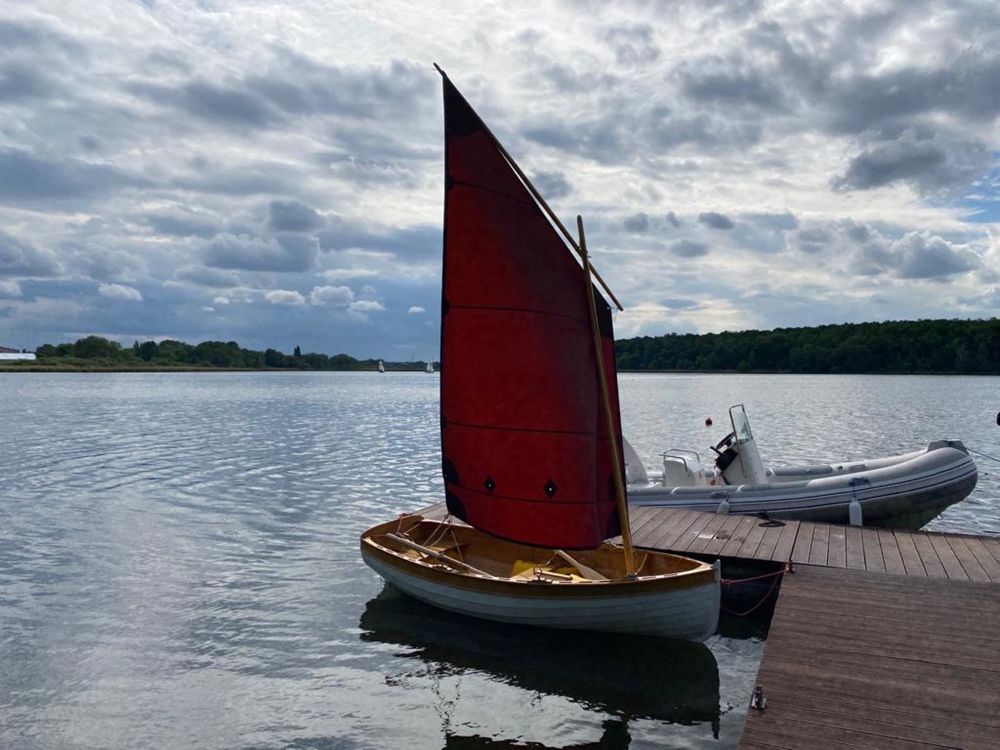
360 588 721 744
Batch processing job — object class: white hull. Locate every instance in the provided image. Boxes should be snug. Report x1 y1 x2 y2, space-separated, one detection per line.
360 518 721 642
629 441 977 529
365 557 720 641
363 551 720 641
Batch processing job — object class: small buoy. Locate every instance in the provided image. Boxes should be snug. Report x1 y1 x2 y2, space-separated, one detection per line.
849 499 863 527
717 498 730 515
705 417 713 427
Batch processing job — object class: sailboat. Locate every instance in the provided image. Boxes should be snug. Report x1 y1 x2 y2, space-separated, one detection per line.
426 360 435 374
360 67 720 641
377 359 385 373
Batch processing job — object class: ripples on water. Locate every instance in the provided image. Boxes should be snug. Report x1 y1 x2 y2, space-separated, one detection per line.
1 372 997 749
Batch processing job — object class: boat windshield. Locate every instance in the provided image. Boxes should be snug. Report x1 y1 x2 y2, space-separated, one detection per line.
729 404 753 443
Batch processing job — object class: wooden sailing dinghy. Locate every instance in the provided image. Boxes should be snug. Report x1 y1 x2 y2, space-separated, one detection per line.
360 67 719 642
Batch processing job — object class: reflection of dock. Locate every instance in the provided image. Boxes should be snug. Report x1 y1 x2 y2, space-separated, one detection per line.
416 503 1000 747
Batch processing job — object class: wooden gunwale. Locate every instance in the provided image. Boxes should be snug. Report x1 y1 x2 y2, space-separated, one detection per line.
360 520 716 598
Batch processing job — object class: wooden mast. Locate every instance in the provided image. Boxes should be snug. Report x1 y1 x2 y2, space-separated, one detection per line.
433 64 622 312
577 215 636 576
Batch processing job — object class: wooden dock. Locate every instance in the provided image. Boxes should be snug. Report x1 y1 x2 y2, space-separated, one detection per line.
626 506 1000 582
739 565 1000 749
417 501 1000 747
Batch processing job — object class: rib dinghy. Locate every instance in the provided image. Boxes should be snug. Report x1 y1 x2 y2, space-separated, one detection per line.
360 68 720 642
626 404 978 529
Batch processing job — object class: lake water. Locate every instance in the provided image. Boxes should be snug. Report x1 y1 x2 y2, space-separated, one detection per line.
1 372 998 749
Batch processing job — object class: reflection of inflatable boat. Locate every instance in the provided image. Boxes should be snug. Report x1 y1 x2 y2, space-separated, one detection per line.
626 405 978 530
359 587 720 728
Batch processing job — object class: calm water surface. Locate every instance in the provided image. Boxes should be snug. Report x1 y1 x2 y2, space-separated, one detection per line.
1 372 998 749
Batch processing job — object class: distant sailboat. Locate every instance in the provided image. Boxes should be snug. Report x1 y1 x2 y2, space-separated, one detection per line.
360 67 719 641
377 360 385 373
426 360 434 374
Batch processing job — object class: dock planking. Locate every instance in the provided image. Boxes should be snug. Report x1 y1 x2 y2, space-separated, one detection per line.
740 565 1000 750
415 502 1000 582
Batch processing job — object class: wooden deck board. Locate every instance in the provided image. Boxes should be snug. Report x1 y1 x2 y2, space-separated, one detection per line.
909 532 948 579
769 520 800 562
891 531 927 577
825 524 847 569
927 532 970 580
844 525 866 569
736 517 771 559
682 512 731 555
964 537 1000 582
946 535 991 582
752 522 786 561
859 527 885 573
806 523 830 566
700 513 750 556
740 565 1000 750
636 509 700 550
874 528 906 575
668 511 718 554
719 515 761 558
789 522 814 564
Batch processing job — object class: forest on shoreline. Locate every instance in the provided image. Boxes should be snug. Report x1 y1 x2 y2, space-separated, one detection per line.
616 318 999 374
4 337 428 372
3 317 997 374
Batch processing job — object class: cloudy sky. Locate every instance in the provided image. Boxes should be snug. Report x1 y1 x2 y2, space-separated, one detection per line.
1 1 997 358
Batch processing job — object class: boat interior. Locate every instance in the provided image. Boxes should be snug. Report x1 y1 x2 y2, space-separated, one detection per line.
364 516 710 582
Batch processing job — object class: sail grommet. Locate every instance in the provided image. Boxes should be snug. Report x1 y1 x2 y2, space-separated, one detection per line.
484 476 496 493
544 479 558 498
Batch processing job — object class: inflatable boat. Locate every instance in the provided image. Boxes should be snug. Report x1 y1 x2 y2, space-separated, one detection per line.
625 405 978 530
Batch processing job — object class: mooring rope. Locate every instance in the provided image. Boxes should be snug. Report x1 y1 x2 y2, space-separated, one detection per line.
968 447 1000 465
719 563 791 617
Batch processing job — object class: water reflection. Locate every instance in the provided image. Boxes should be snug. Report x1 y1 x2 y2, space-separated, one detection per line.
360 586 720 742
443 720 631 749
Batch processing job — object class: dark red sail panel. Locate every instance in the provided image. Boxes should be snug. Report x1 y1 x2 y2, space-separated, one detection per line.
439 74 623 549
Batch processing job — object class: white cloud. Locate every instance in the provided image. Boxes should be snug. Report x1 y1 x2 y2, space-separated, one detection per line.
309 285 354 307
408 306 425 314
97 283 142 301
265 289 306 305
350 300 385 312
212 296 230 305
0 280 22 297
321 269 379 281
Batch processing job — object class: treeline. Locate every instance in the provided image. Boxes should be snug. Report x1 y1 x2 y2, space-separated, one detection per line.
15 318 1000 374
616 318 999 374
29 336 427 371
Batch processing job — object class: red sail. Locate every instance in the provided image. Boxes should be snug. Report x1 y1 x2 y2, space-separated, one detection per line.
439 74 624 549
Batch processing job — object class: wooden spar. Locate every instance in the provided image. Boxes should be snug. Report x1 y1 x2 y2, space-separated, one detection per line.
433 63 622 311
494 141 623 311
386 533 493 577
555 549 608 581
577 215 636 576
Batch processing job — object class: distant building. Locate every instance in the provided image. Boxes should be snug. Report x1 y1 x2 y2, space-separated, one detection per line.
0 346 36 361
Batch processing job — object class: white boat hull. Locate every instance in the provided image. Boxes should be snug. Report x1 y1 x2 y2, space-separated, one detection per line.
629 441 977 529
361 519 720 642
